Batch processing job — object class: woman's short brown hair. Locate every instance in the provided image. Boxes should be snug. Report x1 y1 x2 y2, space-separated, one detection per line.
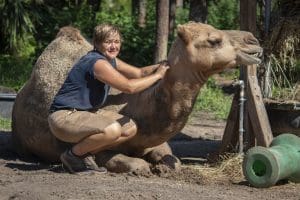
93 24 122 47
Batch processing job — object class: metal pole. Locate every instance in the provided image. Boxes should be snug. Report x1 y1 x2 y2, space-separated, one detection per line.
239 80 246 153
233 80 246 153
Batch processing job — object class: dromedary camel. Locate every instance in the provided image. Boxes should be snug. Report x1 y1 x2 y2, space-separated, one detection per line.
12 22 262 173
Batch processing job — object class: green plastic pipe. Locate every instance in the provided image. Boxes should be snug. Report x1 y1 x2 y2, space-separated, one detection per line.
243 133 300 188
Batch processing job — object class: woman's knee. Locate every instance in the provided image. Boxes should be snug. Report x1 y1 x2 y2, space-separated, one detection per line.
103 122 122 141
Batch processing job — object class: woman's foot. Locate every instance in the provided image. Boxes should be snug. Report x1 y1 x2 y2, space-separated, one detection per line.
60 150 107 174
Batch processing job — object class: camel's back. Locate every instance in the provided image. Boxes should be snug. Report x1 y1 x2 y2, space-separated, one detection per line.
12 27 92 162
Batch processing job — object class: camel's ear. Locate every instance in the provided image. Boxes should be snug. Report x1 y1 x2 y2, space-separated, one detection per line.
177 25 192 45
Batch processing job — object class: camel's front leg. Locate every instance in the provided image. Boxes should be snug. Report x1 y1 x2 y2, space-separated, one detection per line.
144 142 181 171
95 151 151 175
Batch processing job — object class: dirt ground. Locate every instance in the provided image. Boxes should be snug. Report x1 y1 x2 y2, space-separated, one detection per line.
0 111 299 200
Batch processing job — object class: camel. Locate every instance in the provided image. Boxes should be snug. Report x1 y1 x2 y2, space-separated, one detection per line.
11 22 262 173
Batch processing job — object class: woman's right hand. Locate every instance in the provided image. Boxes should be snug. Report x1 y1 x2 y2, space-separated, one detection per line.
155 64 169 79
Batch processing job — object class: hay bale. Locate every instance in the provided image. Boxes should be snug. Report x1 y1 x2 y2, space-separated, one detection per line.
262 17 300 100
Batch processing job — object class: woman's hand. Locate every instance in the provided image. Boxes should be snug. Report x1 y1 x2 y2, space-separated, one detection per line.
155 63 169 79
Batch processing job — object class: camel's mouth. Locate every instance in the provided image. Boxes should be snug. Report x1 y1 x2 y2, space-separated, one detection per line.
237 48 263 65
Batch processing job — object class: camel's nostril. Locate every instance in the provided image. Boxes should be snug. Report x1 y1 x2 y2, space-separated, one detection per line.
244 37 259 45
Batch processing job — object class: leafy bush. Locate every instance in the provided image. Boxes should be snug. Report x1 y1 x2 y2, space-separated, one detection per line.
194 79 232 119
0 54 34 91
0 117 11 131
208 0 239 30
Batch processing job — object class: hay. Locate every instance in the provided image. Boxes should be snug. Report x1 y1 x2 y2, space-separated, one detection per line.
263 17 300 100
294 82 300 101
186 153 245 183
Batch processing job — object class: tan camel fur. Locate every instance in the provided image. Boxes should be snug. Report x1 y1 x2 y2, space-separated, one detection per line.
12 23 262 174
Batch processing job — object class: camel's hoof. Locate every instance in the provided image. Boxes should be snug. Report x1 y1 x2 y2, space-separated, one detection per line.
129 167 153 178
160 155 181 171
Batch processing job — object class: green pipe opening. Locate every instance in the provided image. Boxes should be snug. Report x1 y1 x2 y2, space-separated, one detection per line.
252 160 267 177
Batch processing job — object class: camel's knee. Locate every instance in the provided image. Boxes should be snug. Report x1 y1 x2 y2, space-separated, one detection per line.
146 143 172 163
103 122 122 141
96 152 151 174
122 123 137 137
161 154 181 170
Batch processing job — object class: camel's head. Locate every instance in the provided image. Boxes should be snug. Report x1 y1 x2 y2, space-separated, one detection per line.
172 22 262 75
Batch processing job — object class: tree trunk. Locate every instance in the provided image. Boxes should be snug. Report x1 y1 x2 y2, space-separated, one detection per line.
280 0 300 17
240 0 257 34
154 0 169 63
87 0 101 10
132 0 147 28
176 0 183 7
132 0 138 17
189 0 207 23
138 0 147 28
169 0 176 36
87 0 101 23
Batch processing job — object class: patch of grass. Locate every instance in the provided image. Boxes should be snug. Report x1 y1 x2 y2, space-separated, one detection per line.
194 83 232 120
271 86 295 101
0 117 11 131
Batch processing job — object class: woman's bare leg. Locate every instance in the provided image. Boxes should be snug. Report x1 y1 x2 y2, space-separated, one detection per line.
72 120 137 156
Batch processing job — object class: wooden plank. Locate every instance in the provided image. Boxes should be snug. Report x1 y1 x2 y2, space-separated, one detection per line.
264 99 300 111
245 112 256 149
247 65 273 146
218 92 240 153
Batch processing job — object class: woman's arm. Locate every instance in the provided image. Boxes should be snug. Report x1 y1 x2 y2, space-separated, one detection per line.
115 58 163 78
93 60 168 94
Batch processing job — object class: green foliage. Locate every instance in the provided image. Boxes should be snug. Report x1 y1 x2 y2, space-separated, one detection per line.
48 1 97 39
0 117 11 131
32 0 100 55
0 0 98 90
194 79 232 120
0 54 34 91
0 0 40 54
208 0 239 29
175 7 189 25
72 2 95 37
100 0 131 13
271 86 294 101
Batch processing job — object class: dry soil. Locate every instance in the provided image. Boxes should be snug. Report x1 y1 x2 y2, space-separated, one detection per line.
0 111 299 200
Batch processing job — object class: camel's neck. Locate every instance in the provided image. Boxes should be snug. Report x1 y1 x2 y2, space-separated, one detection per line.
163 56 208 120
125 55 209 145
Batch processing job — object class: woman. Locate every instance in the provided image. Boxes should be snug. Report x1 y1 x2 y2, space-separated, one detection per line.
48 24 169 173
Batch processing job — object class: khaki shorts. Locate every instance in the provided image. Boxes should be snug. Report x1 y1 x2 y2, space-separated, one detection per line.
48 109 133 143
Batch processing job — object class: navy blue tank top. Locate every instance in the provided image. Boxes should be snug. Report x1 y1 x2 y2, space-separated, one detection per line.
50 50 116 112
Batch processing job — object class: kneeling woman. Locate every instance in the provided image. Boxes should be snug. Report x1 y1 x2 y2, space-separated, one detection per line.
48 24 169 173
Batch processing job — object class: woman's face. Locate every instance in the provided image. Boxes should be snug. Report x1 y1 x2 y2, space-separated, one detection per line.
98 33 121 61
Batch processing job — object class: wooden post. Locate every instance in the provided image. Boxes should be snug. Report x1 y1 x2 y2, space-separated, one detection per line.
240 0 257 34
218 65 273 155
246 65 273 146
218 92 240 152
242 66 256 150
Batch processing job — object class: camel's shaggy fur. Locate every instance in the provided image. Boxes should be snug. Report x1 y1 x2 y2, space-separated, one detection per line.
12 23 262 173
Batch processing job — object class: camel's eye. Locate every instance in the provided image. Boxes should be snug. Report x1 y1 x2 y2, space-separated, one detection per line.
207 37 222 47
